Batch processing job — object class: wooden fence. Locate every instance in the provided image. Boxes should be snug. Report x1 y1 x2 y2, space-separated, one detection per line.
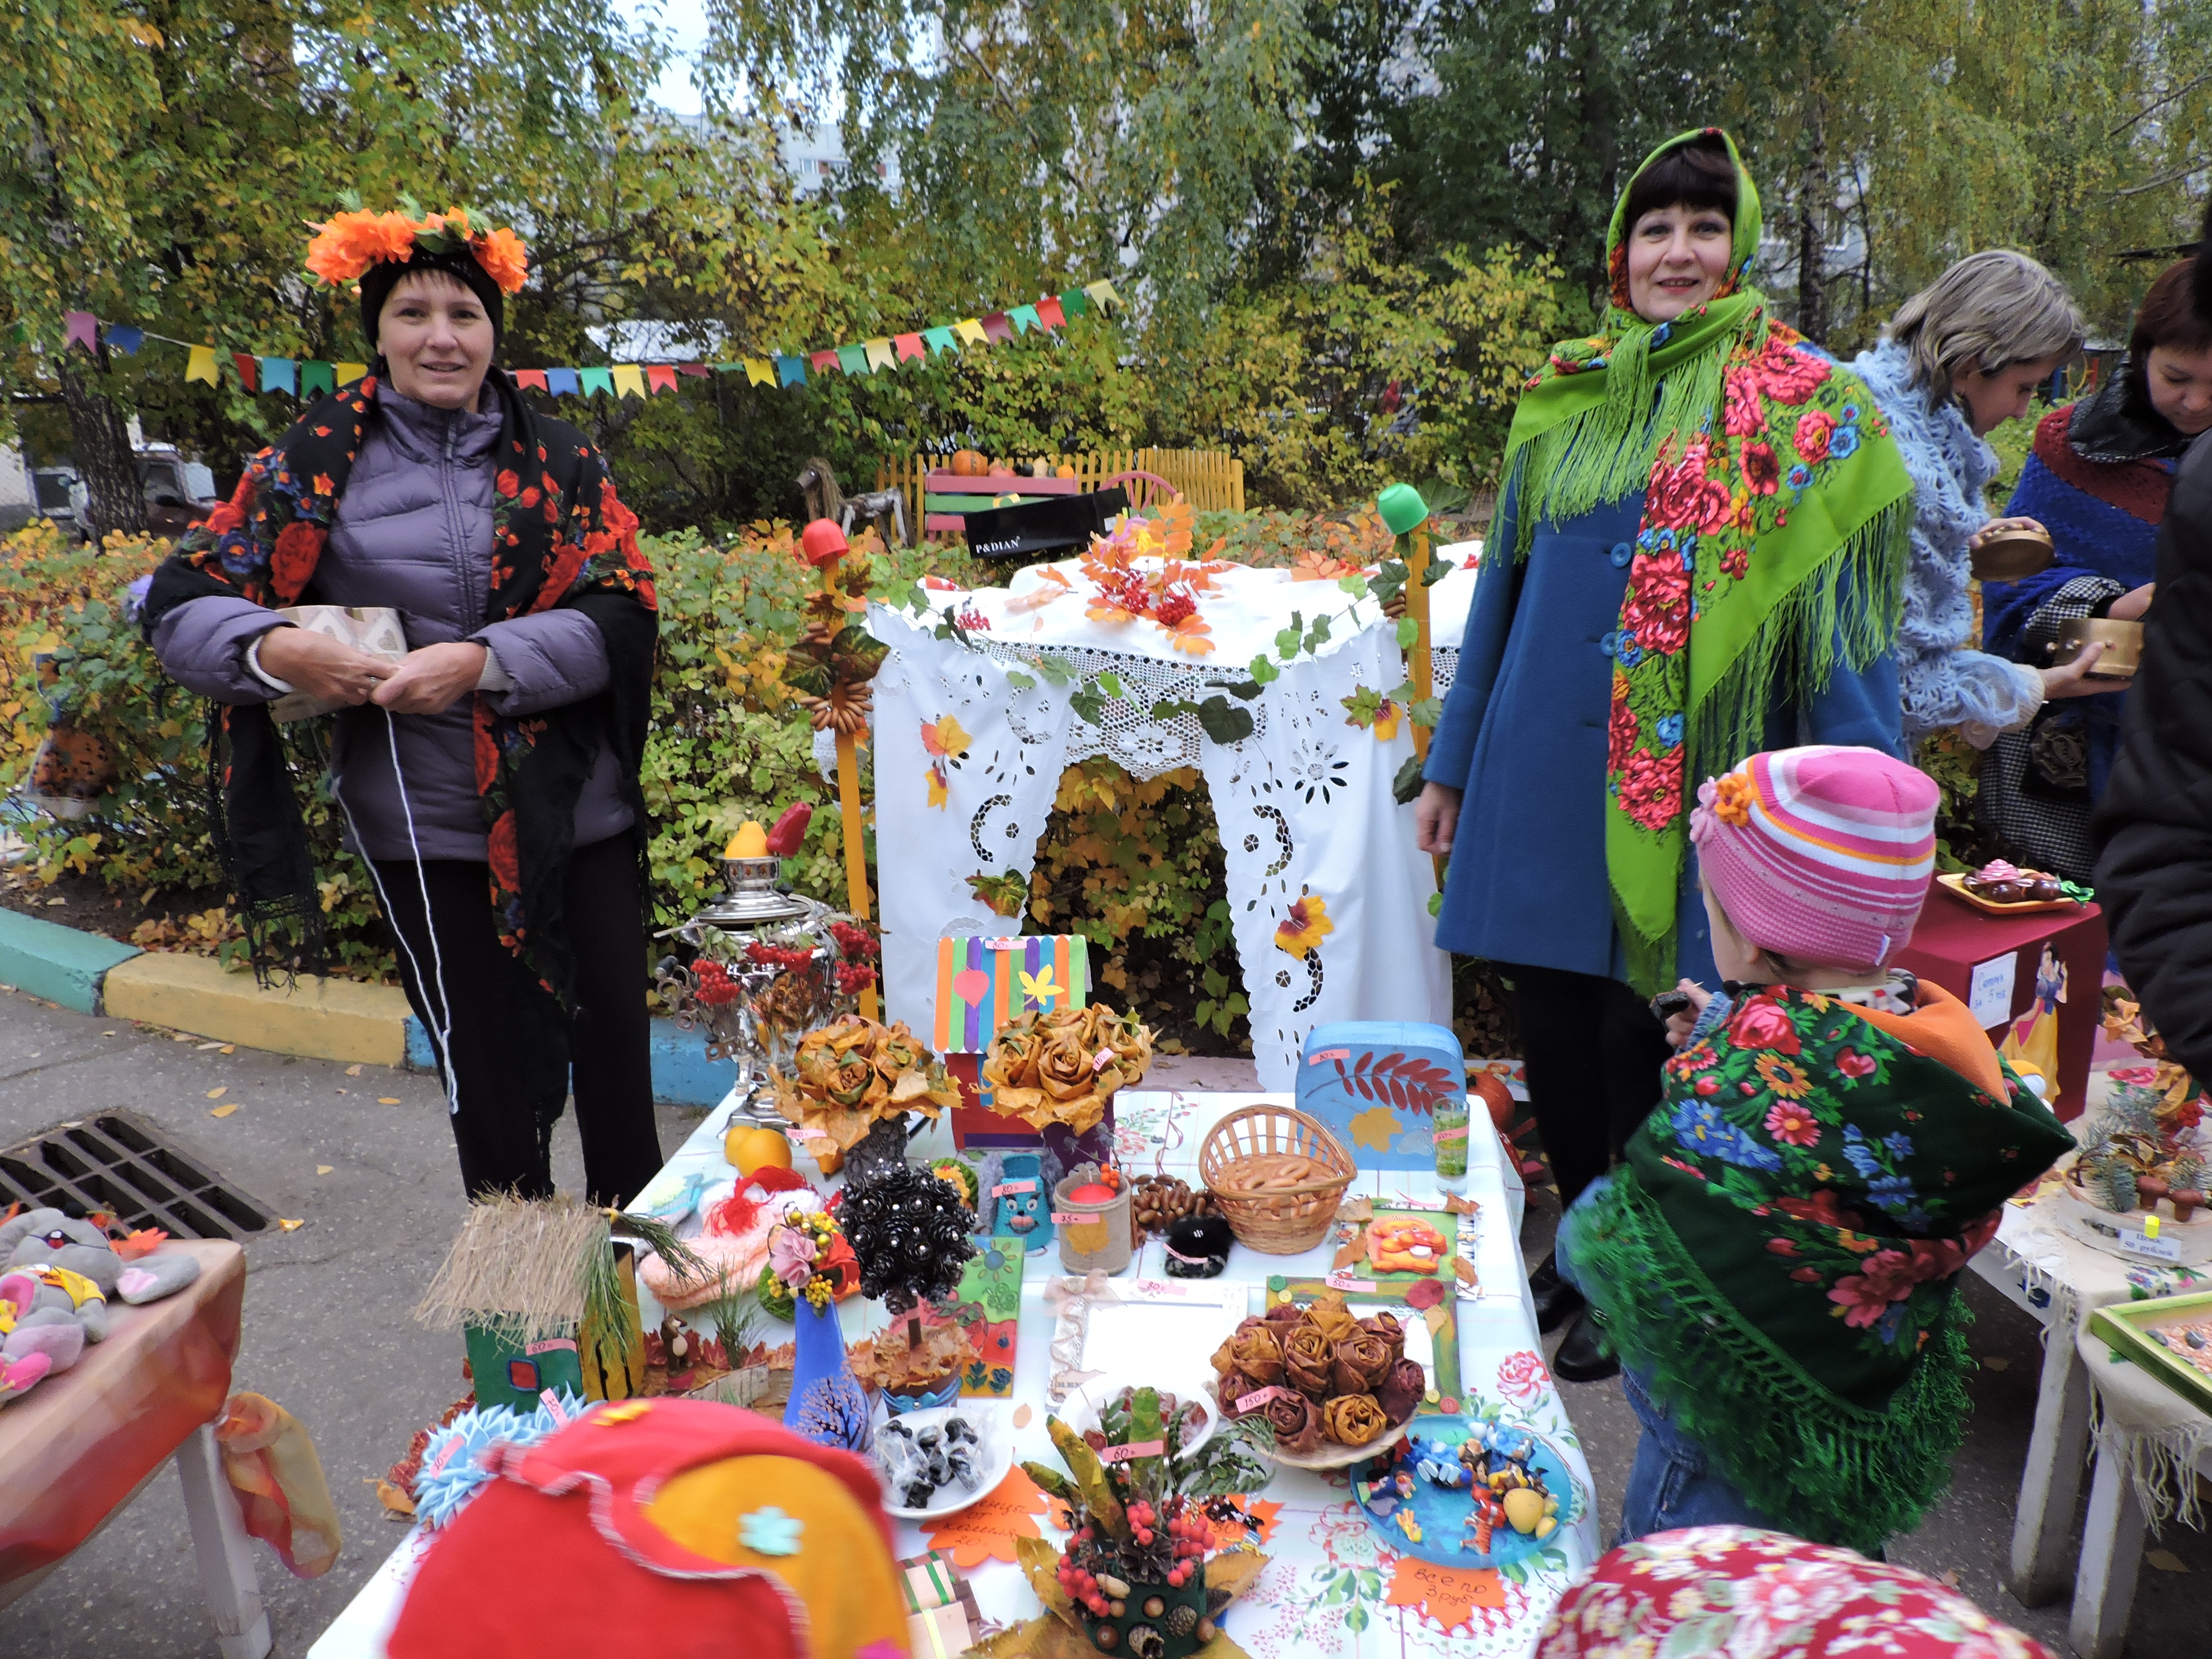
875 446 1244 543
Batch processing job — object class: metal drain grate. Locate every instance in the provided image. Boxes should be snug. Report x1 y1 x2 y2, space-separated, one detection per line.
0 1110 273 1241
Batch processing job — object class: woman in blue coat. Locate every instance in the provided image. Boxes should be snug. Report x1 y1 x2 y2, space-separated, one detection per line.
1413 130 1914 1378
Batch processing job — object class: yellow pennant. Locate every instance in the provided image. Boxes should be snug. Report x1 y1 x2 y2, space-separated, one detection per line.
185 345 219 385
745 358 776 387
611 364 647 400
954 319 988 346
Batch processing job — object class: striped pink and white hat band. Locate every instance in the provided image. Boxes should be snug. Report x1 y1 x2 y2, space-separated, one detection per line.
1689 745 1939 971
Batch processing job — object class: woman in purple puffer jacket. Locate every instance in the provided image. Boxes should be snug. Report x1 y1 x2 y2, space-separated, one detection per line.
143 212 662 1207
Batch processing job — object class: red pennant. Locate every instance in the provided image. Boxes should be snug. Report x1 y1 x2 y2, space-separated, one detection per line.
646 364 678 393
981 312 1014 343
810 349 842 374
1036 296 1066 330
677 362 709 377
232 353 259 392
63 311 97 353
893 333 926 362
514 369 549 392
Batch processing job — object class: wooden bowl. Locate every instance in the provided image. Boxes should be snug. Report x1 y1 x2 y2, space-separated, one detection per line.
1199 1105 1356 1255
2048 617 2143 678
1971 526 2056 583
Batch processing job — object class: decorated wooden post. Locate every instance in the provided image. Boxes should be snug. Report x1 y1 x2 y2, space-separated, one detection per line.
798 518 880 1020
1377 482 1434 765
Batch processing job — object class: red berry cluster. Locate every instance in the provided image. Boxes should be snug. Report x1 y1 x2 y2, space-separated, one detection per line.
956 605 992 631
1056 1531 1112 1618
745 941 817 971
692 960 742 1007
1092 568 1150 616
1150 584 1199 628
834 961 878 995
827 921 879 961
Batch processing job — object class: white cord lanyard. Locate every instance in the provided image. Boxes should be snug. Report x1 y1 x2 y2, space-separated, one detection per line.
329 708 461 1117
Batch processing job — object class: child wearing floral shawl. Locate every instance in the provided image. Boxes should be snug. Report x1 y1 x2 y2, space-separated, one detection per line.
1559 746 2074 1554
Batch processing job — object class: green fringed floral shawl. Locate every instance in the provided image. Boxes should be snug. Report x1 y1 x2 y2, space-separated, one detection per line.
1500 128 1916 991
1564 984 2074 1553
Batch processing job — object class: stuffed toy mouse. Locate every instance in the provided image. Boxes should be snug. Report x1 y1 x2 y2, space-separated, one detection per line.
1162 1214 1234 1278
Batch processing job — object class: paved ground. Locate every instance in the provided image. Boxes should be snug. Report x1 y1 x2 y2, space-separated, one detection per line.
1 996 2204 1656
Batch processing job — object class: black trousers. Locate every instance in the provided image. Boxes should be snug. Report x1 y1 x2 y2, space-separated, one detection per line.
1499 961 1672 1212
373 833 663 1207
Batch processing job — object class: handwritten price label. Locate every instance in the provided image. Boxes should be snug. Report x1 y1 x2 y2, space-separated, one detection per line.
991 1179 1038 1197
1234 1385 1295 1413
1432 1127 1469 1143
1326 1269 1377 1293
1130 1279 1187 1298
1307 1048 1351 1065
1098 1439 1166 1464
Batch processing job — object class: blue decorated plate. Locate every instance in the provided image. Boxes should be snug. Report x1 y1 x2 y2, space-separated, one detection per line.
1348 1419 1577 1571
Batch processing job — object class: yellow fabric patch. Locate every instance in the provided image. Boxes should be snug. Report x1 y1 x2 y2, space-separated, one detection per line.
644 1455 909 1658
33 1266 105 1311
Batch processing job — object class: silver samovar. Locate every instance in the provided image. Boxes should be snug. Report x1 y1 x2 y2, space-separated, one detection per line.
656 854 854 1128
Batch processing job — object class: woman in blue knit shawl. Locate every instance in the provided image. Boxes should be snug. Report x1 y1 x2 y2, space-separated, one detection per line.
1850 252 2114 759
1980 260 2212 880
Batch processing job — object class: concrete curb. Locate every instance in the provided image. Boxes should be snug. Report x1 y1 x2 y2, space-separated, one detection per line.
0 908 143 1014
0 909 732 1105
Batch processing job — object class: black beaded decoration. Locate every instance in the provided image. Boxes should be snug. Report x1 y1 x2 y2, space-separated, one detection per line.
839 1165 979 1312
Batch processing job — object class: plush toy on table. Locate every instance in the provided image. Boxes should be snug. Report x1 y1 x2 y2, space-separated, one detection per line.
0 1207 202 1405
990 1152 1052 1249
1365 1216 1449 1275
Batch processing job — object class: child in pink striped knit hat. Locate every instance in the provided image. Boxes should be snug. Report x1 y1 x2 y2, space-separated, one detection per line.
1556 745 2073 1555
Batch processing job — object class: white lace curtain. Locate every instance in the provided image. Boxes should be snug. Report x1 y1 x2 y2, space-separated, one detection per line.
867 603 1452 1087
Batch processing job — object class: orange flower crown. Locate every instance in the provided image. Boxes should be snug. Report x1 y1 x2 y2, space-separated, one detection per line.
303 204 528 295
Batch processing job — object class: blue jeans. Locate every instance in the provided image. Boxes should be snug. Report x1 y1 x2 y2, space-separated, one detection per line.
1555 1178 1783 1544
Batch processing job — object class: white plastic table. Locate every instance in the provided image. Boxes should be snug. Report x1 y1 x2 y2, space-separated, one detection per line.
310 1089 1589 1659
1966 1190 2212 1656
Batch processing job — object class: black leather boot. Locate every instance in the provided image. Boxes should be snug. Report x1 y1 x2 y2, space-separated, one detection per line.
1551 1308 1620 1383
1528 1250 1585 1334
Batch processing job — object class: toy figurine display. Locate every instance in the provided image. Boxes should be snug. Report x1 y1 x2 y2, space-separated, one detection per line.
1353 1417 1571 1570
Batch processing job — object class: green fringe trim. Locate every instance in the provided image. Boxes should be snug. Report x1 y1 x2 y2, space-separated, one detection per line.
1686 496 1910 787
1569 1174 1973 1555
1505 315 1763 562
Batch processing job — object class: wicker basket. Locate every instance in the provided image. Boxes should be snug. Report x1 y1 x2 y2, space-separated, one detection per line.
1199 1105 1356 1255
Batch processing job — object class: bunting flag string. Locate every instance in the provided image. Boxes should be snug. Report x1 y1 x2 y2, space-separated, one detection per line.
53 278 1122 404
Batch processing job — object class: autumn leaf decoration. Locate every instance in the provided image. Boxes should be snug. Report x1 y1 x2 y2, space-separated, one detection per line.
968 869 1031 918
923 714 973 808
1328 1050 1459 1118
1274 892 1334 958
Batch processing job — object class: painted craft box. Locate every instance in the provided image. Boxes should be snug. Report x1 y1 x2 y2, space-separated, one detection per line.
1295 1021 1466 1170
933 935 1091 1150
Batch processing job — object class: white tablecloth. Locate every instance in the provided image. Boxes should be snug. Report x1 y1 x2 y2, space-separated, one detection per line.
311 1089 1592 1659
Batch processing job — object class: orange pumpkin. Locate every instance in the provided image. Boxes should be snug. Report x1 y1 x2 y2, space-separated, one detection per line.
1056 464 1076 480
987 458 1013 477
950 449 986 477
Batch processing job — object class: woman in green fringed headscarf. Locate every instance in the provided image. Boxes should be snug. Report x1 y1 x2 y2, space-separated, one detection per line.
1414 129 1916 1381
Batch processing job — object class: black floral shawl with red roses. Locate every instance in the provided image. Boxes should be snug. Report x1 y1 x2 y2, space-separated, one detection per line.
142 366 658 1001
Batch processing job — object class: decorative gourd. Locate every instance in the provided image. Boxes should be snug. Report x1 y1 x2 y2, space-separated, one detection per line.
1056 463 1077 480
950 449 986 477
987 457 1013 477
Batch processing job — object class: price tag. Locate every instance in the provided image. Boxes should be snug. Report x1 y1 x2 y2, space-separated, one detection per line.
1234 1384 1295 1414
1098 1439 1166 1464
1432 1127 1468 1143
525 1337 577 1357
1326 1269 1376 1293
2119 1227 2184 1262
1308 1048 1351 1065
1050 1212 1095 1226
1130 1279 1186 1298
991 1179 1038 1197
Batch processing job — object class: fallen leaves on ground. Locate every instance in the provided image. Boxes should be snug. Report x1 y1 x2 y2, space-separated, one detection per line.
210 1104 239 1118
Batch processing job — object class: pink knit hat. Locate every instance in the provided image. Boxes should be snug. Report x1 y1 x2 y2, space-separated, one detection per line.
1689 745 1939 972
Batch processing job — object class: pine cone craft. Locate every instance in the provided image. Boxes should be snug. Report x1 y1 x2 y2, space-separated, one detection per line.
772 1015 960 1172
979 1004 1154 1133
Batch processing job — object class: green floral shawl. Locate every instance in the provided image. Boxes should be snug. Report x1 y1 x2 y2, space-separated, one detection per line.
1500 128 1915 992
1563 984 2074 1553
